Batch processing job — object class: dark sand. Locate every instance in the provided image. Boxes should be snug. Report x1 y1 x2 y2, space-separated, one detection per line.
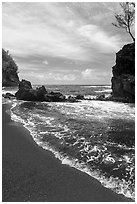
2 103 133 202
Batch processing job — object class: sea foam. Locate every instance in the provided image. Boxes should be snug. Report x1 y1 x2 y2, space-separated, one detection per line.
9 100 135 201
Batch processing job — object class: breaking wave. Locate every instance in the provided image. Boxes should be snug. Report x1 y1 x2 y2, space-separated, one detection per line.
10 99 135 200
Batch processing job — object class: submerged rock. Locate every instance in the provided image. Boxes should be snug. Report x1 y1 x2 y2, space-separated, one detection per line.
2 92 15 99
95 94 105 101
111 43 135 103
75 94 85 100
67 96 77 103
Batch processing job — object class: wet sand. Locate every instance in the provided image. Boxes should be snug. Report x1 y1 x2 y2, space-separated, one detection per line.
2 103 133 202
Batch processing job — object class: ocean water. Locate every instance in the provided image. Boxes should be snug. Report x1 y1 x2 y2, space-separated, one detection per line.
2 85 135 200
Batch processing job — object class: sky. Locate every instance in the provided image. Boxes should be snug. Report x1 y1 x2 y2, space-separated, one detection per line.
2 2 134 85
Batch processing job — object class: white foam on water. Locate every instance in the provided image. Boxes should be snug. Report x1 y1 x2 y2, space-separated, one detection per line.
94 89 112 93
84 95 96 100
2 87 18 95
54 100 135 122
9 101 135 201
59 153 135 200
103 155 115 164
80 85 111 88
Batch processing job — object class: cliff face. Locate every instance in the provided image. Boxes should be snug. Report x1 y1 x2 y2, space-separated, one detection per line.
111 43 135 103
2 49 19 87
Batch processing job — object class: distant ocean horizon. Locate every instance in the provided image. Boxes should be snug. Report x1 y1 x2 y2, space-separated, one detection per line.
2 84 135 200
2 83 111 85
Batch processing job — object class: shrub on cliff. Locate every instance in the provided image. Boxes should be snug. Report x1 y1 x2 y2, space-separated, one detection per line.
112 2 135 42
2 49 19 86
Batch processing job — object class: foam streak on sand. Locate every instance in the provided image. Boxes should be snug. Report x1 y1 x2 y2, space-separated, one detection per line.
10 100 135 201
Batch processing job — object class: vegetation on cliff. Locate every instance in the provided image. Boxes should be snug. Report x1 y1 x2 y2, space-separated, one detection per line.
112 2 135 42
2 49 19 87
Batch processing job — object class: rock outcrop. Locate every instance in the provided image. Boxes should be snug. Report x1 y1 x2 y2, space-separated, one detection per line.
2 49 20 87
14 79 80 102
75 94 85 100
2 92 15 99
15 79 67 102
111 43 135 103
15 80 47 101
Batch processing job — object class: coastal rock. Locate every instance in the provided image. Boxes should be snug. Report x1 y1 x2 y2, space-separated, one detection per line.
15 88 38 101
15 80 81 103
67 96 77 102
15 80 66 102
19 79 32 90
95 94 105 101
2 92 15 99
2 49 19 87
111 43 135 103
44 92 66 102
15 80 47 101
36 86 48 101
75 94 85 100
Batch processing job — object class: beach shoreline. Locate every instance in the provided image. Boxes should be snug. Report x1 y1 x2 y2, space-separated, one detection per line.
2 103 133 202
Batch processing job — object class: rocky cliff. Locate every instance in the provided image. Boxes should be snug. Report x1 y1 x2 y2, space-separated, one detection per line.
2 49 19 87
111 43 135 103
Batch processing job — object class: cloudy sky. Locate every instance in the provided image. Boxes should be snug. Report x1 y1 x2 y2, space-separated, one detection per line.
2 2 134 85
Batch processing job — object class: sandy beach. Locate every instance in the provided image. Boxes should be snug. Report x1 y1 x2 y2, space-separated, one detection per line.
2 103 133 202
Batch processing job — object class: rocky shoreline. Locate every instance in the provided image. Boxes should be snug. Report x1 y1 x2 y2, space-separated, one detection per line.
2 42 135 103
2 79 134 103
2 79 81 103
2 80 134 104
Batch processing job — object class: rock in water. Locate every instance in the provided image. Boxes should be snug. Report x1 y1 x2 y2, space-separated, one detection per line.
75 94 85 100
67 96 77 102
15 80 66 102
19 79 32 90
15 80 47 101
2 49 19 87
44 91 66 102
111 43 135 103
2 92 15 99
95 94 105 101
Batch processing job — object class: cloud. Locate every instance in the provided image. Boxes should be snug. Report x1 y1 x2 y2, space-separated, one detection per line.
2 3 91 61
81 68 111 83
45 73 76 81
3 2 122 63
2 2 130 84
81 68 94 79
22 71 76 83
78 24 120 53
43 60 49 65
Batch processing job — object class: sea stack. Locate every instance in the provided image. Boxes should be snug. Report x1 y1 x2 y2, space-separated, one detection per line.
111 43 135 103
2 49 19 87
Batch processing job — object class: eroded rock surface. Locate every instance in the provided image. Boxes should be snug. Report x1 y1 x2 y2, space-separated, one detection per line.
111 43 135 103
